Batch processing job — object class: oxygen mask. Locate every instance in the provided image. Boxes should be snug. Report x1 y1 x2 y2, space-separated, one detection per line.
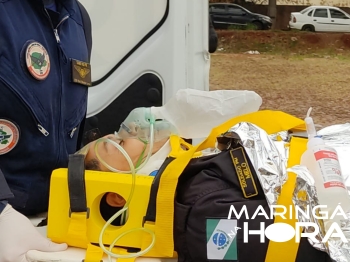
116 107 177 143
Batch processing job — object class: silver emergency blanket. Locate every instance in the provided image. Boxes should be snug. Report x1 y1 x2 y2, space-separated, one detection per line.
288 165 350 262
287 165 327 251
217 122 350 262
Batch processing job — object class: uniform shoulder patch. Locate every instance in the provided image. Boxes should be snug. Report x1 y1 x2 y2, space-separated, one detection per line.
25 41 50 81
0 119 20 155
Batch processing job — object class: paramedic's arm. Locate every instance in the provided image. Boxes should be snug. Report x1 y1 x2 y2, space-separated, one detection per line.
0 170 67 262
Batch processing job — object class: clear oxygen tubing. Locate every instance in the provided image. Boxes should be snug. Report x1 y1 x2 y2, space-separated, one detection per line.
94 117 156 261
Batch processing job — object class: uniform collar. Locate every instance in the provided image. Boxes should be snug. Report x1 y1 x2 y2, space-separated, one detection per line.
59 0 76 17
30 0 76 17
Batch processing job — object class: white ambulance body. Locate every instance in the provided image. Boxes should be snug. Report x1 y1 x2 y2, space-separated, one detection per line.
83 0 211 136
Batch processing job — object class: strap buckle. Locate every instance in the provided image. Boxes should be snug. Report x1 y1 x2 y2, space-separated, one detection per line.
69 207 90 219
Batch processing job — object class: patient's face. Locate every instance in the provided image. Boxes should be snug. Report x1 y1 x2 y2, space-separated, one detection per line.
84 134 167 172
83 134 168 208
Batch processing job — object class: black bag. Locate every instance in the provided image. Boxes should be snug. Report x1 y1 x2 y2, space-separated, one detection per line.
173 144 333 262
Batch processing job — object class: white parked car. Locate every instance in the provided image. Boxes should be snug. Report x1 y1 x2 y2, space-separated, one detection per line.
289 6 350 32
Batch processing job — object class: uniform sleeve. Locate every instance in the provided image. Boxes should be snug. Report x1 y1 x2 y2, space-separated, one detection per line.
208 15 218 54
0 169 14 201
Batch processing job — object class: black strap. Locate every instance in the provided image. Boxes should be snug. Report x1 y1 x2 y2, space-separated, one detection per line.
77 1 92 62
143 157 175 224
68 154 88 214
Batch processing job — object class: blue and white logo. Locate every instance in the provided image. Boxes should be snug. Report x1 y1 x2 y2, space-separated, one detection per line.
212 230 230 250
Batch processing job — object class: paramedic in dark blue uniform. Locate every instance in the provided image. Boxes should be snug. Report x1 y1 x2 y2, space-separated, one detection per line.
0 0 92 216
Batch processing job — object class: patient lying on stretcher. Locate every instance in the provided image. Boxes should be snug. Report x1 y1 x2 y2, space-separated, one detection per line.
76 88 263 225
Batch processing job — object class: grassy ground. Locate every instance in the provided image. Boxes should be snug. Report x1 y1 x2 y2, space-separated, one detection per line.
217 30 350 57
209 52 350 127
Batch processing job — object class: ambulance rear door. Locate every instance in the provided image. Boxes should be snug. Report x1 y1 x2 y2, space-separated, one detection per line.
80 0 210 139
